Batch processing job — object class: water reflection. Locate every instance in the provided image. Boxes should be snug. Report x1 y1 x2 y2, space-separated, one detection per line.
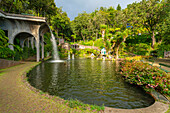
28 59 154 109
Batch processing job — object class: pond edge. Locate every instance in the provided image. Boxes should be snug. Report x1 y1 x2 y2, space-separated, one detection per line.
22 61 169 113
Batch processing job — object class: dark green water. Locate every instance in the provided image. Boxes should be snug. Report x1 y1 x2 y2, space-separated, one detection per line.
28 59 154 109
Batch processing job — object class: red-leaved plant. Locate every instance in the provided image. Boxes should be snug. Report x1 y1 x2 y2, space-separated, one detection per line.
120 60 170 96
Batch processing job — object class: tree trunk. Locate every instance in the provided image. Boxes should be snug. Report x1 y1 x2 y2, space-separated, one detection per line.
115 36 127 59
151 31 156 48
81 32 85 42
56 29 58 38
102 30 105 40
115 45 120 59
8 0 14 13
96 32 98 40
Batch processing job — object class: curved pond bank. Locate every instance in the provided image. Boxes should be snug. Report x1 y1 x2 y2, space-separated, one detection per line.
0 61 169 113
28 59 154 109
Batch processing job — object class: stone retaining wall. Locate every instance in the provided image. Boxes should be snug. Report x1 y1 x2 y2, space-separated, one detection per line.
0 59 22 69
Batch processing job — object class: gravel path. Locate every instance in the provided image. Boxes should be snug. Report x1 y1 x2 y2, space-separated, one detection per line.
0 62 79 113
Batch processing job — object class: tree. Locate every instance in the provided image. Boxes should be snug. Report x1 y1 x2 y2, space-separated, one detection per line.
71 34 76 43
51 8 71 40
116 4 121 11
0 0 57 19
113 29 131 59
71 12 90 42
134 0 166 48
0 0 30 14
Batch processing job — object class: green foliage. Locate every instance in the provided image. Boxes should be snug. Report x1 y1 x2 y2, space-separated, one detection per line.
116 4 121 11
51 8 71 40
121 61 170 96
65 98 105 111
77 48 100 57
0 47 15 60
1 0 169 59
79 40 93 46
0 29 15 59
157 43 170 58
58 48 69 58
125 56 143 61
127 43 151 56
100 24 107 29
44 33 53 57
14 46 36 61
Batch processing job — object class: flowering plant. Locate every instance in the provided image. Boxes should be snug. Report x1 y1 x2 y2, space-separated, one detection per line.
120 60 170 96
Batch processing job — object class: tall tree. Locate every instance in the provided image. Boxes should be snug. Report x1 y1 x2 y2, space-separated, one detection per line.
51 8 71 39
116 4 121 11
134 0 166 48
71 12 90 42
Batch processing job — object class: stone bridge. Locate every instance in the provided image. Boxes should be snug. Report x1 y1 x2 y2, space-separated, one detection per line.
0 10 51 62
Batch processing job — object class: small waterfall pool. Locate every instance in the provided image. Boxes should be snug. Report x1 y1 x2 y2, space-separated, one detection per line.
27 59 155 109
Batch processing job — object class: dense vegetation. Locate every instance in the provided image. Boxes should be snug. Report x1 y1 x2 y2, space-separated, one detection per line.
121 60 170 96
0 0 169 59
69 0 170 58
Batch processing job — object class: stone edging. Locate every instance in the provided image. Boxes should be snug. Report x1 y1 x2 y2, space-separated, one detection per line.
22 62 169 113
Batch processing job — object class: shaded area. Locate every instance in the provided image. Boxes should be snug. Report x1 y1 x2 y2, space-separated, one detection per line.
0 59 22 69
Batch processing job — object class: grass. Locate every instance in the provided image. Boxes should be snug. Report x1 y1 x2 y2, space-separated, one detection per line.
64 98 105 112
0 72 5 76
165 105 170 113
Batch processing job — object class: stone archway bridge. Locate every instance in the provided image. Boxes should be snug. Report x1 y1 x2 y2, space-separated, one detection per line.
0 10 52 62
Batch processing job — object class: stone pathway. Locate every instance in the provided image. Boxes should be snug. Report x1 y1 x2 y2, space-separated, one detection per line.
0 62 169 113
147 58 170 71
0 62 80 113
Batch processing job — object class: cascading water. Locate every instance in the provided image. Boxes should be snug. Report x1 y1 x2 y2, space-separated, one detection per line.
50 33 60 60
47 24 64 63
68 52 70 60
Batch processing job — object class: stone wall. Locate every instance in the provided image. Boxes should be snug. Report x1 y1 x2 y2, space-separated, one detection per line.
0 59 22 69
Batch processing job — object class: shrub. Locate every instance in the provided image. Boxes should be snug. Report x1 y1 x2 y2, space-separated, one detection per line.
0 47 15 60
125 56 143 61
65 98 105 111
120 61 170 96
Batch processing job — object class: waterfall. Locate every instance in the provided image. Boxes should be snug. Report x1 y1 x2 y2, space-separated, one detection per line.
47 24 65 63
47 25 60 60
51 33 60 60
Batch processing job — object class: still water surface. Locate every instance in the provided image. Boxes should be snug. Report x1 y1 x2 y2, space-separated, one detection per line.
28 59 154 109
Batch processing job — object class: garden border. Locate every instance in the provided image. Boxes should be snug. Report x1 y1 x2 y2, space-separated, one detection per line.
22 60 169 113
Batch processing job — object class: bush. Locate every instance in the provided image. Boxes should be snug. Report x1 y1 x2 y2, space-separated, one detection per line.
127 43 151 56
0 29 15 60
0 47 15 60
120 61 170 96
157 44 170 58
125 56 143 61
77 48 100 57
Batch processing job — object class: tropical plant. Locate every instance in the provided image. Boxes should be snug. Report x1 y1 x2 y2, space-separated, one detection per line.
0 29 15 59
121 60 170 96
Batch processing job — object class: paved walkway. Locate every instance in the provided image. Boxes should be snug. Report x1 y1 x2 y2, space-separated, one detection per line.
0 62 169 113
146 58 170 75
0 62 80 113
153 58 170 72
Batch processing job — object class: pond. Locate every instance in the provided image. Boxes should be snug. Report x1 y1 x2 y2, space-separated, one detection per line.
28 59 155 109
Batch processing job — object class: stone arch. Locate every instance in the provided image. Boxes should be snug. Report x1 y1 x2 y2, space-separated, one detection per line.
13 32 36 49
13 32 37 61
38 23 51 60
